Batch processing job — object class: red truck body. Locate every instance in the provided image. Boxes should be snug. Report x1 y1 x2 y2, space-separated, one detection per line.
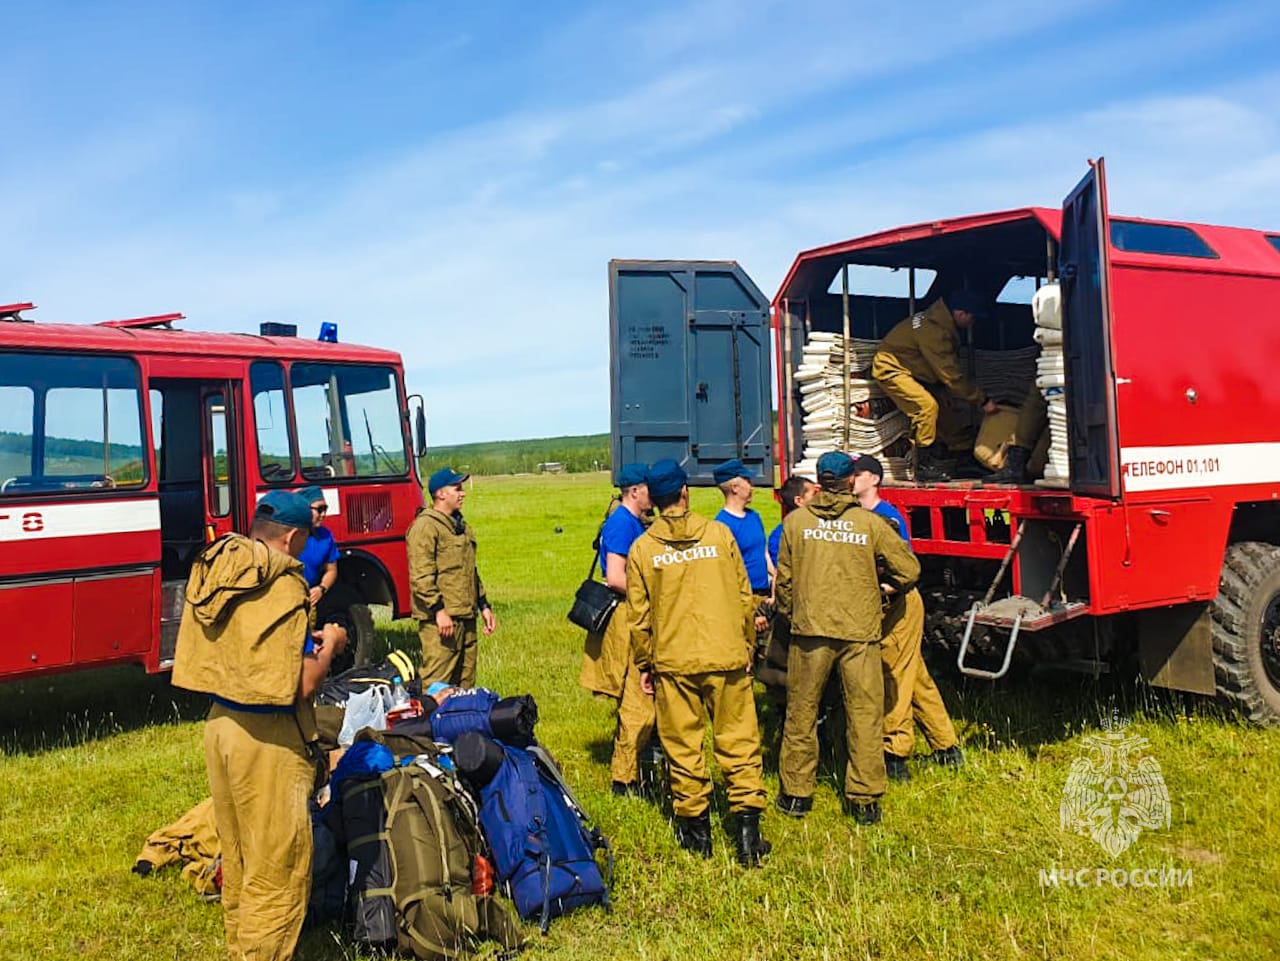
0 310 424 680
611 160 1280 721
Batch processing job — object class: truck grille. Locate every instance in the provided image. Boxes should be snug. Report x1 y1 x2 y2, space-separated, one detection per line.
346 491 393 534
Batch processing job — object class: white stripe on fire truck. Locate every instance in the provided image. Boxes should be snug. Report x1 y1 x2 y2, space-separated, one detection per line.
1120 442 1280 493
0 499 160 542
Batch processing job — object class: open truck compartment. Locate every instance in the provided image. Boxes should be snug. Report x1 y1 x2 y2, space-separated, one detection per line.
773 208 1066 485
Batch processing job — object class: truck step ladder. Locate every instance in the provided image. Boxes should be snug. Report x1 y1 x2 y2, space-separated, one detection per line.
957 522 1087 680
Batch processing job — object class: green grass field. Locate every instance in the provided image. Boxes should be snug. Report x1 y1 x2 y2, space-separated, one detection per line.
1 472 1277 960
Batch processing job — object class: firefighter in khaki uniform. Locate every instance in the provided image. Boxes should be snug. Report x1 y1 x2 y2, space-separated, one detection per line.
173 490 348 961
774 451 920 825
850 455 962 781
871 292 999 482
578 462 657 796
628 459 771 867
407 467 497 687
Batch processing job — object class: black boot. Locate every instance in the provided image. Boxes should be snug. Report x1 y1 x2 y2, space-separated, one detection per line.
983 445 1030 484
734 810 772 868
884 753 912 783
673 812 713 858
842 798 883 826
914 443 952 483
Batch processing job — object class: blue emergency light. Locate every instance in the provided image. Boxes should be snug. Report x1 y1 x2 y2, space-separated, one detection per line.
318 322 338 343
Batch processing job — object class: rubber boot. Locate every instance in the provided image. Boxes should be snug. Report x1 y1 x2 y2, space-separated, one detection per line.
983 445 1030 484
734 810 772 868
673 812 713 858
914 443 952 483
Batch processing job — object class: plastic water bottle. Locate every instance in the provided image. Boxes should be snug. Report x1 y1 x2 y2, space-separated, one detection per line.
390 675 409 708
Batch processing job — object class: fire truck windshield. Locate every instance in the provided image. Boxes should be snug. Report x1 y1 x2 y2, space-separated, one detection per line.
289 362 408 480
0 352 146 495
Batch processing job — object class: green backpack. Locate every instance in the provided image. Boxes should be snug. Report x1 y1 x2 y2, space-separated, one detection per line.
343 755 524 960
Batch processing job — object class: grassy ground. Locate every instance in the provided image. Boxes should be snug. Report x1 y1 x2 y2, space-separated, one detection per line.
1 472 1277 960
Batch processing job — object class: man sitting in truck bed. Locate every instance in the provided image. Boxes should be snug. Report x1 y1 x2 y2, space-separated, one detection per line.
871 291 999 482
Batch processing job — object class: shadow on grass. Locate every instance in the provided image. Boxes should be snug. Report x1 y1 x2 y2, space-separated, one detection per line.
0 665 211 755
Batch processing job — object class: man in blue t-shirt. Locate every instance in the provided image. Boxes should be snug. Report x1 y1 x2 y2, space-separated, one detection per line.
851 455 962 781
579 463 657 797
297 486 339 606
712 459 773 598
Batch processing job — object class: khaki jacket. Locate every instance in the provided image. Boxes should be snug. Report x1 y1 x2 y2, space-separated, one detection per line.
406 508 486 620
775 491 921 643
871 297 986 405
171 533 309 707
627 510 756 675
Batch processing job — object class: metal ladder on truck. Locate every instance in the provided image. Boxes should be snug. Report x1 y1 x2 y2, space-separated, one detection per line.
956 521 1088 680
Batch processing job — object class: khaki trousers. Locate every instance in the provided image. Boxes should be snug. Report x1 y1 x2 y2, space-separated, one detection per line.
205 704 313 961
1014 387 1049 449
579 603 628 700
655 669 766 817
875 372 967 451
781 635 885 803
419 617 478 687
880 590 958 757
610 662 656 784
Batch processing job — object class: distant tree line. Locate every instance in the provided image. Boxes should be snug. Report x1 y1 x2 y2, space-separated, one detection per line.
421 433 611 477
0 430 144 462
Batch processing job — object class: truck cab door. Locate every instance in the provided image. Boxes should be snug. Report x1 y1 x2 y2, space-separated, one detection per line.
1060 158 1122 498
609 260 773 485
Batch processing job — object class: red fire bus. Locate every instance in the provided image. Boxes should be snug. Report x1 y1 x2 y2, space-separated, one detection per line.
0 305 425 681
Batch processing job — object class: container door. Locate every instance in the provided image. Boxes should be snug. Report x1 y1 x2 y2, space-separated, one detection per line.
1060 159 1122 498
609 260 772 486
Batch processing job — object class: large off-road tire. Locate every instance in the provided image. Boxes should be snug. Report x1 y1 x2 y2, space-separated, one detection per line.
348 602 377 668
1210 541 1280 725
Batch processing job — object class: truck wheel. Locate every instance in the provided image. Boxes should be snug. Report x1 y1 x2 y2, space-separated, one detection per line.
348 602 377 668
1211 541 1280 725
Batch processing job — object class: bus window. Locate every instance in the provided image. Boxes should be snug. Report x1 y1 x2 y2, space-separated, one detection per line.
0 385 35 490
0 353 146 494
290 363 408 480
251 361 294 482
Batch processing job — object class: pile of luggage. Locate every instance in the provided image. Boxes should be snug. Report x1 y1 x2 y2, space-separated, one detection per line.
138 654 612 960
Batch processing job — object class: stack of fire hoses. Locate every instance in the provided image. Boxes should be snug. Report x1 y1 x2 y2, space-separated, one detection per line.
790 331 912 481
1032 283 1069 486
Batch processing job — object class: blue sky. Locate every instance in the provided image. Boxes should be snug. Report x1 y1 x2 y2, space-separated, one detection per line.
6 1 1280 445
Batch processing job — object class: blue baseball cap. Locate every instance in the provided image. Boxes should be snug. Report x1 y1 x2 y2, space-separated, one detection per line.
947 289 989 320
297 485 325 505
615 463 648 488
816 451 856 482
428 466 470 496
254 490 314 529
646 459 688 498
712 458 755 485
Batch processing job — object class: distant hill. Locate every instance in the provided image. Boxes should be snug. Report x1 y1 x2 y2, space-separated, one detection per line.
422 433 610 476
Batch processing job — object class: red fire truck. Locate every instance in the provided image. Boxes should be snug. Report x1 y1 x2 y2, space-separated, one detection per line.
610 159 1280 723
0 305 426 681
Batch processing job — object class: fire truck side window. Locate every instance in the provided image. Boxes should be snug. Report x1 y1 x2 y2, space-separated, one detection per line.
0 353 146 494
251 361 295 483
290 363 408 480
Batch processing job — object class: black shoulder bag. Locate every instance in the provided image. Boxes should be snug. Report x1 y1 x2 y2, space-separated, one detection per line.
567 503 624 633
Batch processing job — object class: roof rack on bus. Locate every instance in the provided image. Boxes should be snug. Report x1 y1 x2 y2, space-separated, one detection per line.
96 312 185 330
0 302 35 322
